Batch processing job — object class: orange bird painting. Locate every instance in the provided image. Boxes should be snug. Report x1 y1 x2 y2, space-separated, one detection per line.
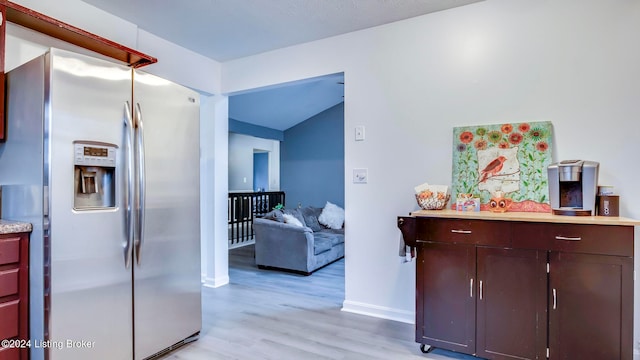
479 156 507 183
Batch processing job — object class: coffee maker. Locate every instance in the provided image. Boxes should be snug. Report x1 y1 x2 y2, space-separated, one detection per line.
547 160 599 216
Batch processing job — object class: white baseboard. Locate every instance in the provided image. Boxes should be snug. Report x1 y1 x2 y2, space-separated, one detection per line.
341 300 414 324
202 275 229 288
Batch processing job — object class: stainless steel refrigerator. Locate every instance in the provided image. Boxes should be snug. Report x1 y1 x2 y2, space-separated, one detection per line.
0 48 201 360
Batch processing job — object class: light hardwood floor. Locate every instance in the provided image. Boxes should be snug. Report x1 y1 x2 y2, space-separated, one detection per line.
157 245 479 360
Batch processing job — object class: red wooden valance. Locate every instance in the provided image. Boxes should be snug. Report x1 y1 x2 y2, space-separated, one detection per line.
0 0 157 140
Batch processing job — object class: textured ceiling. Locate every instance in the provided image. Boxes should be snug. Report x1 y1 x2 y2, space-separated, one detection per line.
81 0 483 62
80 0 482 130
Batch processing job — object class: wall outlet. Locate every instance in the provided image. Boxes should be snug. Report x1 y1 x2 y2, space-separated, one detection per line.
353 168 368 184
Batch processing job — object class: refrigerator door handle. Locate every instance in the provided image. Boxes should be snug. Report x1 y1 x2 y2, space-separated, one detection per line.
123 102 135 268
135 102 146 265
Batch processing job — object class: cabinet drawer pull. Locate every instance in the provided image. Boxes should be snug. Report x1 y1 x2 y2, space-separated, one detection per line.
479 280 483 300
552 288 557 310
416 240 428 243
470 278 473 298
555 236 581 241
451 229 472 234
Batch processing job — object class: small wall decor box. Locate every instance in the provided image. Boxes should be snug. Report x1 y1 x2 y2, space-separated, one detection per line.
451 121 553 212
456 193 480 212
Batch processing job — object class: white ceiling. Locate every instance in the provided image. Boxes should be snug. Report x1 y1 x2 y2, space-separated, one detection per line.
81 0 483 130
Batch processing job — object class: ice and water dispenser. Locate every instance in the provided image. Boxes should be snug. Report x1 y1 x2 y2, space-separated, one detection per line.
73 141 117 210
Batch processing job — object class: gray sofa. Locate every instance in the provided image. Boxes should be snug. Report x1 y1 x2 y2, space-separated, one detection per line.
253 206 344 275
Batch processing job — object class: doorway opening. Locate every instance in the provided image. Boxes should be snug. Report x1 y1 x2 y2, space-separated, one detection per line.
253 150 269 192
227 72 345 304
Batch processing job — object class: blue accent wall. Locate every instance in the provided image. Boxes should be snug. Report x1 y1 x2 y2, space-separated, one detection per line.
281 103 344 209
229 118 284 141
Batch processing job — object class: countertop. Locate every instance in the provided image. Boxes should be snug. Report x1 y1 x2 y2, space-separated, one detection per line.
409 209 640 226
0 219 33 234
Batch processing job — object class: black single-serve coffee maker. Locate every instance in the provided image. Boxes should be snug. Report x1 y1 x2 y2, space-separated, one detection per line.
547 160 599 216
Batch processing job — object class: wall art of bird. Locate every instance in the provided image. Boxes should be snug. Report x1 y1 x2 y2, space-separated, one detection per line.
479 155 507 183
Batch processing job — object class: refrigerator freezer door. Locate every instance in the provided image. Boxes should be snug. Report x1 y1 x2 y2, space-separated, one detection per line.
132 71 201 360
47 49 134 360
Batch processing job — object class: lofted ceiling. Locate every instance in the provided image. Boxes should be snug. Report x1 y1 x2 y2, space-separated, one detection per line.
81 0 483 130
229 73 345 131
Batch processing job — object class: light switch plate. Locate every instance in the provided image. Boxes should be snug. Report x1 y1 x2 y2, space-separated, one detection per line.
355 126 365 141
353 168 368 184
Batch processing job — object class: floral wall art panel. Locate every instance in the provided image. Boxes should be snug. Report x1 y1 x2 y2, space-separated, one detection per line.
451 121 553 212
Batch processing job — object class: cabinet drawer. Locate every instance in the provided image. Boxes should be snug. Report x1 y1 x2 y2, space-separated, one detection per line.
0 269 19 298
0 345 20 360
0 300 19 340
512 222 633 257
418 218 511 246
0 238 20 266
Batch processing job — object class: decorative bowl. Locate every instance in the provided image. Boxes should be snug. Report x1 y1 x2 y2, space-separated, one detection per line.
415 192 450 210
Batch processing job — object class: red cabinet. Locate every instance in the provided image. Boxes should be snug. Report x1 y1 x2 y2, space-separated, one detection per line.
0 232 29 360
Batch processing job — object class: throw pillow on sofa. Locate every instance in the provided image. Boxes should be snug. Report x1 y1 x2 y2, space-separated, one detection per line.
284 208 306 227
318 201 344 230
283 214 304 227
300 207 324 232
262 209 284 222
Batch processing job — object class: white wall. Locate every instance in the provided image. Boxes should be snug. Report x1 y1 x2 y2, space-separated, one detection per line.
223 0 640 353
228 133 281 192
201 95 230 289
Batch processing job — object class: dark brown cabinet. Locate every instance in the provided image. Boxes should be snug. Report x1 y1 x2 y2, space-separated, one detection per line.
416 242 475 354
476 247 547 360
548 252 633 359
0 232 29 360
399 212 635 360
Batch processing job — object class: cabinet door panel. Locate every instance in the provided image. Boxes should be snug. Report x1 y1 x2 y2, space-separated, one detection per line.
416 242 475 354
476 247 547 360
549 252 633 360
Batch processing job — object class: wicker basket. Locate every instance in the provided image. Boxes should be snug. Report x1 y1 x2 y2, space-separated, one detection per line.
415 193 450 210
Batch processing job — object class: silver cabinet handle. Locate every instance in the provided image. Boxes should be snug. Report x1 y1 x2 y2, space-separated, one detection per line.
555 236 581 241
470 278 474 298
479 280 483 300
451 229 472 234
123 102 135 269
552 288 557 309
135 102 146 266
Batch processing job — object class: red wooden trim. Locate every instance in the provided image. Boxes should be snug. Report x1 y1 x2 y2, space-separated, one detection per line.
0 4 5 72
19 233 28 360
1 4 6 141
0 0 157 68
